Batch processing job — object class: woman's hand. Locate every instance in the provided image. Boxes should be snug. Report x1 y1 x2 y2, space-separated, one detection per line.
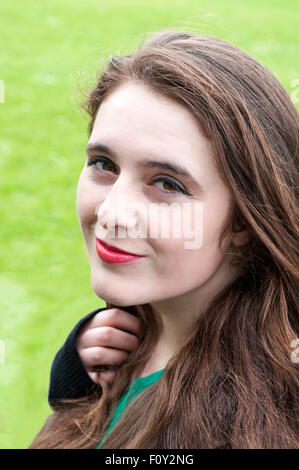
75 308 143 384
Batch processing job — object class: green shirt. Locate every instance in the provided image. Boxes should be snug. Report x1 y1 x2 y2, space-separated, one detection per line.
95 368 165 448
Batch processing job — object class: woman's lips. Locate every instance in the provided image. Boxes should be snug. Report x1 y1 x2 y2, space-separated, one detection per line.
96 239 145 264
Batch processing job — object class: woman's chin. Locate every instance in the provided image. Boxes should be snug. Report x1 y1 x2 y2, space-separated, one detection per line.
90 280 139 307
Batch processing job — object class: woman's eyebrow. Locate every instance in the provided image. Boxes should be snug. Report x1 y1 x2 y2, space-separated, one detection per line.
85 142 204 192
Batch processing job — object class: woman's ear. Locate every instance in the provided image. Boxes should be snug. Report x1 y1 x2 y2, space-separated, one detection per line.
231 220 252 247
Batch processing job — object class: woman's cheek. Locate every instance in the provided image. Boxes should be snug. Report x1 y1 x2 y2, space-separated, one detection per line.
76 173 98 227
185 210 227 274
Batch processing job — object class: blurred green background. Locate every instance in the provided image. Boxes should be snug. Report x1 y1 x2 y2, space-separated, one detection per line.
0 0 298 449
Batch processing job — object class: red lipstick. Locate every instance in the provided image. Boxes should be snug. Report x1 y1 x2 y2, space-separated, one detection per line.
96 239 145 264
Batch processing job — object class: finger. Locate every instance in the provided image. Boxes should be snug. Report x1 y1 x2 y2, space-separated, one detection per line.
88 371 100 383
96 369 117 384
87 368 117 385
79 326 140 351
85 309 144 339
87 368 117 384
80 346 129 368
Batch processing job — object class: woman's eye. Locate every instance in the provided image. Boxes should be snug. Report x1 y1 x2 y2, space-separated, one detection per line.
87 156 117 174
150 177 187 195
86 156 191 196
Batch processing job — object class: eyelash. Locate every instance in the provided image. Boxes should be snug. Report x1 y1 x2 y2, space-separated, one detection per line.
86 157 192 196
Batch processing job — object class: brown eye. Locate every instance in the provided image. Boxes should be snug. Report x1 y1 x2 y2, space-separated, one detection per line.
87 157 117 173
86 157 192 197
150 177 191 196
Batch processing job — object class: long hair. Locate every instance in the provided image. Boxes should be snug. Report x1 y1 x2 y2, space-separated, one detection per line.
29 29 299 449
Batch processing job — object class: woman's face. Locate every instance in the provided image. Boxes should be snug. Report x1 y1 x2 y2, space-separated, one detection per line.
76 81 244 308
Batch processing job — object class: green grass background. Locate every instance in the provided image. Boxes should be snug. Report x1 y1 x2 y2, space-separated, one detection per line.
0 0 298 449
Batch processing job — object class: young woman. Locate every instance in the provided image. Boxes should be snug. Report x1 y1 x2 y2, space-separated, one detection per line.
29 29 299 449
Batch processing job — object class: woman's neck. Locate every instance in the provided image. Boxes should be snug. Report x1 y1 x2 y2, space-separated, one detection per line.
130 341 172 382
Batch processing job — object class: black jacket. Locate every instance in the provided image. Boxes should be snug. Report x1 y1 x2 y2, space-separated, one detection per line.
48 307 107 407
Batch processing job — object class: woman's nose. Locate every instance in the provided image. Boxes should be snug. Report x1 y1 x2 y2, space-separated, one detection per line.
95 194 140 235
98 205 139 231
